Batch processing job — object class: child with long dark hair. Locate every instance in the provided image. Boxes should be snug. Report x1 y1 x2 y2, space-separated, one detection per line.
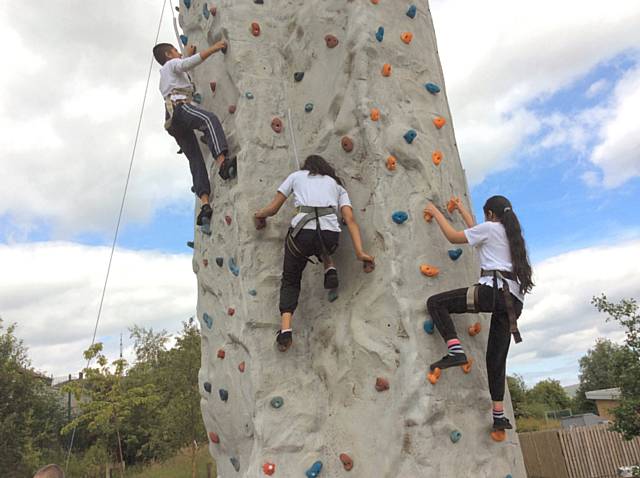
254 155 374 351
423 195 533 432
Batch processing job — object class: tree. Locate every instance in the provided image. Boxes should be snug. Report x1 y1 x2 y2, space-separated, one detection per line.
507 375 528 417
527 379 572 412
128 325 169 365
592 294 640 439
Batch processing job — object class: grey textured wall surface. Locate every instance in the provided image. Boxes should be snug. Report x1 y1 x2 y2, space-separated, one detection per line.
179 1 526 476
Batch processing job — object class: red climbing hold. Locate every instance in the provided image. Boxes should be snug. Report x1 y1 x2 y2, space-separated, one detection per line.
468 322 481 337
433 116 446 129
401 32 413 44
325 34 339 48
217 349 225 359
420 264 440 277
271 117 283 134
203 259 209 267
209 6 217 16
371 0 379 4
263 462 276 475
386 155 397 171
251 22 261 37
363 260 376 273
339 453 354 471
341 136 354 153
432 150 443 166
428 368 441 385
228 104 236 114
210 81 216 94
209 431 220 443
227 307 235 316
447 197 459 214
225 215 232 225
375 377 389 392
238 361 245 372
382 63 392 77
370 108 380 121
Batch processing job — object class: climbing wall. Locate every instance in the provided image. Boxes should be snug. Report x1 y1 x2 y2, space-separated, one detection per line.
180 0 526 476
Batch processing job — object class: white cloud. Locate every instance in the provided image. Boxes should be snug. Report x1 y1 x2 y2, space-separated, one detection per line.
0 242 195 377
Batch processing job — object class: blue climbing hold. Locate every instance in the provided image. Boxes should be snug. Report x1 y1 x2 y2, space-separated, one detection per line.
425 82 441 94
407 4 417 18
505 475 513 478
245 91 254 99
230 457 240 472
216 257 223 267
179 34 188 46
229 257 240 276
450 430 462 443
202 3 210 19
448 248 463 261
204 382 212 393
193 93 203 104
203 313 213 329
186 241 194 249
403 129 417 144
248 289 258 296
183 0 191 8
219 389 229 402
423 319 434 335
270 396 284 409
305 103 314 113
392 211 409 225
375 26 384 42
305 461 323 478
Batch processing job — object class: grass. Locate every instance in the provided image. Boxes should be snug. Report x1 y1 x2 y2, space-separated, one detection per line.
517 417 562 432
128 446 216 478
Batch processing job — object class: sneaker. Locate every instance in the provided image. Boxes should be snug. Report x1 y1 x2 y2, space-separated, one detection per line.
429 353 468 371
196 204 213 226
324 268 339 289
276 329 292 352
218 156 237 180
492 417 513 431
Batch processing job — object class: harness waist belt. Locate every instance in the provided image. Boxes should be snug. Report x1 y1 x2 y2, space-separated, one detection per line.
164 87 195 130
290 206 336 238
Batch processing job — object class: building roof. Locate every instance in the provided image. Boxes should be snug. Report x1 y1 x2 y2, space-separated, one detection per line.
585 387 621 400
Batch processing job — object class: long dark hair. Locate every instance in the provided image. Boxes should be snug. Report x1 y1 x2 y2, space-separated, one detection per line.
301 155 344 187
483 195 534 294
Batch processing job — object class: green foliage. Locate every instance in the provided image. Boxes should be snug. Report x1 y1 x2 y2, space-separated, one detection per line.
528 379 572 412
507 374 527 417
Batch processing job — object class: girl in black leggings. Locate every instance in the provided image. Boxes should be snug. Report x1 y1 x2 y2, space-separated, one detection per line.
423 195 533 431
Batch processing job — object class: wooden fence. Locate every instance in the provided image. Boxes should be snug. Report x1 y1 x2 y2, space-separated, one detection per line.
520 424 640 478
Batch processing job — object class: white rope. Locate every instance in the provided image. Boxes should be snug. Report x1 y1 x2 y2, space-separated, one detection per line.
287 108 301 169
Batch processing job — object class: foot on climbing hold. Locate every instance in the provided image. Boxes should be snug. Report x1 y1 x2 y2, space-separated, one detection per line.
448 248 462 261
370 108 380 121
430 353 468 371
382 63 392 77
447 197 459 213
228 104 236 114
420 264 440 277
276 329 292 352
263 462 276 475
305 103 314 112
406 4 417 18
339 453 353 471
248 289 258 296
270 396 284 409
187 241 195 248
386 155 397 171
229 257 240 276
245 91 254 99
325 34 339 48
423 319 435 335
433 116 446 129
197 204 212 226
468 322 481 336
217 349 225 359
493 417 513 431
219 389 229 402
209 81 216 94
218 156 237 180
271 117 283 133
180 34 189 46
427 367 441 385
305 461 323 478
230 457 240 472
203 313 213 329
375 377 390 392
193 93 203 104
341 136 354 152
450 430 462 443
392 211 409 224
324 268 339 289
432 150 443 166
251 22 261 36
375 26 384 42
215 257 223 267
208 431 219 443
294 71 305 82
491 430 506 442
224 215 232 225
403 129 417 144
363 260 375 273
425 82 441 94
238 361 245 372
204 382 212 393
227 307 235 316
328 289 339 302
401 32 413 44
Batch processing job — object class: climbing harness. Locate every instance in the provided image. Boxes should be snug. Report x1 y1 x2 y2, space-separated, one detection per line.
164 86 195 130
285 206 337 263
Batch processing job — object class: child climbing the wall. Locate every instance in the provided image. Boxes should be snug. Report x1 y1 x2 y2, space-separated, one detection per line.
253 155 375 352
153 41 235 229
423 195 533 432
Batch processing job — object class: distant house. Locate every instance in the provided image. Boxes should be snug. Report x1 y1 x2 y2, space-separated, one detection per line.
560 412 608 429
585 387 621 421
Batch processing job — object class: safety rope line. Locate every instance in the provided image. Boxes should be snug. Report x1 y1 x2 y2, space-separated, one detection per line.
287 108 301 169
64 0 168 471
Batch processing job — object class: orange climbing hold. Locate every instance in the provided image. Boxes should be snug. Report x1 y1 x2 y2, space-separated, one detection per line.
263 462 276 475
341 136 354 153
339 453 354 471
420 264 440 277
462 358 473 374
382 63 392 77
428 368 441 385
209 431 220 443
433 116 446 129
370 108 380 121
491 430 506 442
238 361 245 372
401 32 413 44
423 210 433 222
468 322 481 337
447 197 459 213
386 155 397 171
271 117 283 134
375 377 389 392
251 22 261 37
432 150 443 166
325 34 339 48
217 349 225 359
371 0 379 4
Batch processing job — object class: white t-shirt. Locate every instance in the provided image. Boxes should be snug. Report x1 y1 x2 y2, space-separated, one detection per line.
464 221 525 303
277 171 352 233
159 55 203 100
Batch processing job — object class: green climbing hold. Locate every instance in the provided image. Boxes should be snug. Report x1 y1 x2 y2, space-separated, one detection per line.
230 457 240 472
216 257 223 267
229 257 240 276
407 4 417 18
450 430 462 443
193 93 203 104
392 211 409 224
245 92 254 99
203 313 213 329
248 289 257 296
294 72 305 82
305 103 314 113
219 389 229 402
328 289 338 302
187 241 194 249
204 382 212 393
448 248 463 261
423 319 434 335
306 461 323 478
375 26 384 42
270 396 284 409
202 3 210 19
179 34 188 46
425 82 441 94
403 129 417 144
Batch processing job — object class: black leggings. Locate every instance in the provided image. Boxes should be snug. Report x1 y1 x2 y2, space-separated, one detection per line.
426 285 523 401
279 229 339 314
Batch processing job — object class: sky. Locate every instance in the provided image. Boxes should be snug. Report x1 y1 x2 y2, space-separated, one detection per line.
0 0 639 387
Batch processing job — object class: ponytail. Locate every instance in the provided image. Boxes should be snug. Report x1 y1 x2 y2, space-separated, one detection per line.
301 154 344 187
483 196 534 294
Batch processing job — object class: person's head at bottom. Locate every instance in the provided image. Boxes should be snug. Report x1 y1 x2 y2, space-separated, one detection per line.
33 464 65 478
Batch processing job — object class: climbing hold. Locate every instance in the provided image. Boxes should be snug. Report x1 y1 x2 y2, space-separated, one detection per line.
341 136 354 153
228 104 236 114
251 22 261 37
425 82 441 94
305 103 314 113
462 358 473 374
423 209 433 222
403 129 417 144
447 198 458 213
305 461 323 478
433 116 446 129
491 430 506 442
245 91 254 99
363 260 375 273
420 264 440 277
204 382 212 393
217 349 225 359
427 368 441 385
230 457 240 472
401 32 413 44
339 454 353 471
450 430 462 443
229 257 240 276
270 396 284 409
371 0 379 4
325 34 339 48
193 93 203 104
386 156 397 171
254 0 264 3
375 377 389 392
187 241 194 248
238 361 245 372
263 462 276 475
381 63 392 77
448 248 462 261
423 319 435 335
328 289 339 302
432 150 443 166
183 0 191 8
294 71 305 82
248 289 258 296
375 26 384 42
227 307 235 316
208 431 220 443
505 475 512 478
203 313 213 329
216 257 223 267
271 117 283 134
219 389 229 402
392 211 409 224
370 108 380 121
203 3 210 19
203 259 209 267
468 322 481 337
406 4 417 18
224 215 232 225
209 81 216 94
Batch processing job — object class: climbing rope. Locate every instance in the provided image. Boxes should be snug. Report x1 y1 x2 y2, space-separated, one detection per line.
64 0 169 470
287 108 301 169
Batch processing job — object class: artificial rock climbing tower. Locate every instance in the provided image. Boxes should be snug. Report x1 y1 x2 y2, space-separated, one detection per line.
181 1 526 476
